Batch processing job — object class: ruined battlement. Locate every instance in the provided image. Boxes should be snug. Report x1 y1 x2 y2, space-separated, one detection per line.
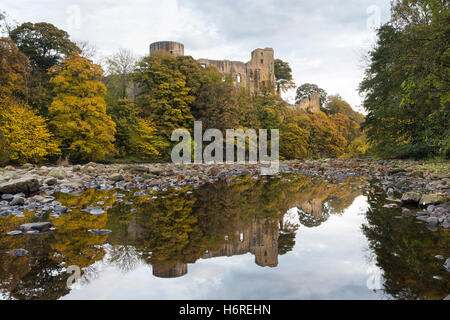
150 41 275 93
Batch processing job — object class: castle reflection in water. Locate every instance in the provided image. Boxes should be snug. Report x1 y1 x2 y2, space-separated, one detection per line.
0 174 362 296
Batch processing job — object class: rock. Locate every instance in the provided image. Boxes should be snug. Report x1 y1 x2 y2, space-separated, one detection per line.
435 255 444 260
20 163 33 170
110 173 124 181
72 165 82 172
48 168 66 179
89 208 104 215
7 230 22 235
419 194 448 207
45 177 57 186
10 197 25 206
387 188 394 197
402 208 414 217
401 191 422 204
19 222 53 232
7 249 28 257
426 217 439 227
53 205 68 213
88 229 112 235
128 165 150 174
0 178 39 195
445 259 450 272
1 194 14 201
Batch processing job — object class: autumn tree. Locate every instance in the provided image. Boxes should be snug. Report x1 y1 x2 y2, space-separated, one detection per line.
48 52 116 162
0 130 10 166
280 122 309 159
193 82 240 131
274 59 295 94
135 118 168 160
133 51 194 139
9 22 80 116
0 100 60 163
0 38 29 102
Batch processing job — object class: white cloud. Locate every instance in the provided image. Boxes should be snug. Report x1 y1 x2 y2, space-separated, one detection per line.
2 0 391 108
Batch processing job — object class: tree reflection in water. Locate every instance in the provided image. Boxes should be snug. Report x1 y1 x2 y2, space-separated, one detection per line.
362 183 450 300
1 173 447 300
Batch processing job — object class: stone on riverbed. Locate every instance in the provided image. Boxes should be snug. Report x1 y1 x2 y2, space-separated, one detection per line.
10 196 25 206
0 178 39 196
7 230 22 235
48 168 66 179
19 222 53 232
45 177 57 186
419 194 449 207
7 249 28 257
401 191 422 204
110 173 124 181
402 208 415 217
88 229 112 235
445 259 450 272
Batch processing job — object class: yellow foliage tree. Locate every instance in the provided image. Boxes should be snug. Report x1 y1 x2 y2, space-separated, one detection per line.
135 118 168 160
48 52 116 161
0 100 60 163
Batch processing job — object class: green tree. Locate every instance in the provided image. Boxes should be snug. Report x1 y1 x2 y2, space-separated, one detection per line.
48 52 116 162
274 59 295 94
10 22 80 72
359 1 450 158
295 83 327 106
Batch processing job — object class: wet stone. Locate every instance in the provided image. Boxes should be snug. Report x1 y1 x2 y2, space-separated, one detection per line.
7 249 28 257
1 194 14 201
89 229 112 235
7 230 23 235
10 197 25 206
20 222 53 232
89 207 105 215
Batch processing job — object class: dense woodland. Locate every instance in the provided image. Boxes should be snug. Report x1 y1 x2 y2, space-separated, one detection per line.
0 0 448 165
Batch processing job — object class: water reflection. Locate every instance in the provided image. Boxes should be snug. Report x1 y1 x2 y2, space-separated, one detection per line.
0 174 448 300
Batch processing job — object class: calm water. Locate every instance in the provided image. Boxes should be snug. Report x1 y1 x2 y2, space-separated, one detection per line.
0 174 449 300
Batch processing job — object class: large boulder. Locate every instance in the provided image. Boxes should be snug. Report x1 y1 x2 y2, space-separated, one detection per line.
401 191 422 204
0 178 39 195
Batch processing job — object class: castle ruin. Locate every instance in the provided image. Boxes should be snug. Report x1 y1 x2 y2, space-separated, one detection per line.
149 41 276 93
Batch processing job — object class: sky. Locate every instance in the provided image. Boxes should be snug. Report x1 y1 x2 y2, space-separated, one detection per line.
1 0 392 111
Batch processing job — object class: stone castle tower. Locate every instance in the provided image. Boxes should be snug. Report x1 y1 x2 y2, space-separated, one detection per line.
149 41 275 93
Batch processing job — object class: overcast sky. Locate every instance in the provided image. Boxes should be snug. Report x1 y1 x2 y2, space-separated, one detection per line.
2 0 392 111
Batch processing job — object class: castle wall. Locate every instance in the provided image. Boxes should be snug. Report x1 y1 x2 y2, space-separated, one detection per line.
147 41 276 94
202 218 279 267
150 41 184 57
288 92 321 113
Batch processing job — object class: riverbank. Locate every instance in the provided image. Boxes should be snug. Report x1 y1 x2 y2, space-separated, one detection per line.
1 159 449 228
